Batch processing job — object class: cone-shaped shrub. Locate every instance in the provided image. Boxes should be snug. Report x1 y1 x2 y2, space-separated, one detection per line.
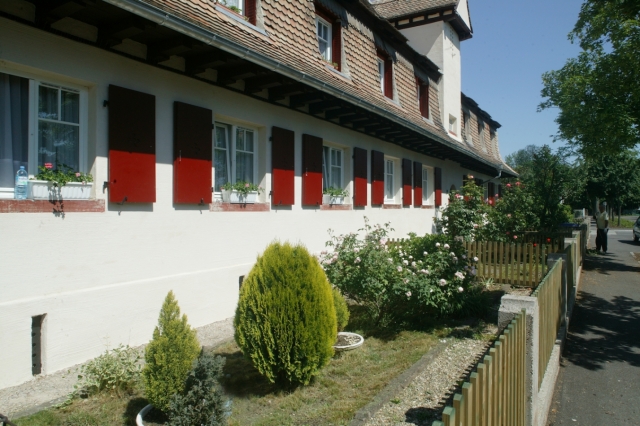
332 288 350 332
234 241 337 386
143 291 201 414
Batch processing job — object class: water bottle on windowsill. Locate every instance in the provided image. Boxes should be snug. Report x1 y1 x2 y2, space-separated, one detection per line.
14 166 28 200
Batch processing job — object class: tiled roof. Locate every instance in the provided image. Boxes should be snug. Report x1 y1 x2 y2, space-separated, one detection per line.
130 0 505 171
370 0 458 20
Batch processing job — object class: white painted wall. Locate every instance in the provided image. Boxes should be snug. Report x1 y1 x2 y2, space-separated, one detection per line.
0 18 490 390
400 22 462 143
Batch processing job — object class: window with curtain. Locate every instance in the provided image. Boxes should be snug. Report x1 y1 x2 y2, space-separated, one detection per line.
316 17 332 61
214 122 256 192
0 72 29 192
422 168 429 201
385 159 394 201
322 146 342 190
38 84 80 172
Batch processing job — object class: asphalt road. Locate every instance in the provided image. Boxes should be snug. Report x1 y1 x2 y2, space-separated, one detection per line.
547 229 640 425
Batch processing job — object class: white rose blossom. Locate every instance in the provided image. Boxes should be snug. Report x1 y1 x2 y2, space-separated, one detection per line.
439 278 447 286
397 266 403 272
458 286 464 293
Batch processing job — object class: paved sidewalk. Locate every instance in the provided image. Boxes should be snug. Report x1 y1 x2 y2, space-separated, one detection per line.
547 231 640 425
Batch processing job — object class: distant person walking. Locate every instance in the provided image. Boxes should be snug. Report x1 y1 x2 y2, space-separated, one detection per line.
595 203 609 253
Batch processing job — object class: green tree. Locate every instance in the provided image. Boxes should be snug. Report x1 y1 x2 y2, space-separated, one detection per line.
539 0 640 157
143 291 201 414
504 145 539 176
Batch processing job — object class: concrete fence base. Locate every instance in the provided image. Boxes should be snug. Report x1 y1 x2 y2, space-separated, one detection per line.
498 258 583 426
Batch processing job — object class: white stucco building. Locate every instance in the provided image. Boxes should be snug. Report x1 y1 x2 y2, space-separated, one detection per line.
0 0 514 390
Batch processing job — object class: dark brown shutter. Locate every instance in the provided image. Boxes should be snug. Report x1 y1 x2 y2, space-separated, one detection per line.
402 158 412 206
384 59 393 98
353 147 367 207
371 150 384 205
434 166 442 207
302 134 323 206
332 22 341 71
271 126 295 206
419 81 429 118
244 0 257 25
413 161 422 207
173 102 212 204
108 85 156 203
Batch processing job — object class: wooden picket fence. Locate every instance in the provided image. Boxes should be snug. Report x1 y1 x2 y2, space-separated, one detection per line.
532 259 563 389
432 310 527 426
464 241 550 287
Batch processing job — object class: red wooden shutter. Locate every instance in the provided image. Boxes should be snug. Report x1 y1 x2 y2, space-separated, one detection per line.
302 134 323 206
488 182 495 206
244 0 257 25
353 147 367 207
332 22 341 71
271 126 295 206
434 166 442 207
371 150 384 205
402 158 412 206
384 59 393 99
413 161 422 207
173 102 212 204
419 82 429 118
108 85 156 203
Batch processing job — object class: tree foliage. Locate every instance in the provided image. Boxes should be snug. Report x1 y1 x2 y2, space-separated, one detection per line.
539 0 640 157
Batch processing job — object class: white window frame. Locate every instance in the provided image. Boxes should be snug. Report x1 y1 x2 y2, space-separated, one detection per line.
213 121 258 195
322 145 344 191
0 69 88 198
316 16 332 61
384 158 396 203
448 114 457 135
377 58 385 94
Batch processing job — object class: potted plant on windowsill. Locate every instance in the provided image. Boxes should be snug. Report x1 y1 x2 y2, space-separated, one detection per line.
323 187 349 205
28 163 94 200
221 181 264 204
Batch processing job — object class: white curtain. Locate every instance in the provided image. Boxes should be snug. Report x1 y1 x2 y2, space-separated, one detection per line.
0 72 29 188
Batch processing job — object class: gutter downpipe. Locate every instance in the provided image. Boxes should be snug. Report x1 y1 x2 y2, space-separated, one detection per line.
103 0 503 173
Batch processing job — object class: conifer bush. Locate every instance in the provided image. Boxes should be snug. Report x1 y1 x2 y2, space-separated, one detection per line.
332 288 350 332
168 352 231 426
143 291 201 414
234 241 337 387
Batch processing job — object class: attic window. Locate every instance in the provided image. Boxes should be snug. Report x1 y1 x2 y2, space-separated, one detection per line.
315 5 342 70
221 0 257 25
416 77 429 119
448 115 457 136
377 51 393 99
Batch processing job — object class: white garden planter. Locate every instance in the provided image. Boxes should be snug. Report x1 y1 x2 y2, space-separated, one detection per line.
222 190 258 204
333 332 364 352
136 404 153 426
28 180 93 200
322 195 345 205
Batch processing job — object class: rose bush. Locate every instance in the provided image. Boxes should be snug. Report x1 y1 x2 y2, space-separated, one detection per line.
321 219 484 326
437 177 488 242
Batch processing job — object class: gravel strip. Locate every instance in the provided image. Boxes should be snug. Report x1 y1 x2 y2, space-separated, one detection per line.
362 337 491 426
0 317 234 419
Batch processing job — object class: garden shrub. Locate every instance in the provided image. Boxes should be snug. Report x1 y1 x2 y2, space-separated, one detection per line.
437 177 488 241
332 288 350 331
168 352 231 426
234 241 337 387
143 291 201 414
321 219 481 325
481 180 540 242
74 344 141 397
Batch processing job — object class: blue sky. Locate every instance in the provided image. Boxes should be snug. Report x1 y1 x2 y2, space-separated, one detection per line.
461 0 584 159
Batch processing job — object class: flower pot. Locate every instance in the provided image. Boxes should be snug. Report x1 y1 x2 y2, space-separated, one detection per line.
323 194 345 205
333 332 364 352
222 190 258 204
28 180 93 200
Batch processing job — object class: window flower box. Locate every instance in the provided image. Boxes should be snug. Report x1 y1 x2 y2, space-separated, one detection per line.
29 180 93 200
222 190 259 204
322 194 345 205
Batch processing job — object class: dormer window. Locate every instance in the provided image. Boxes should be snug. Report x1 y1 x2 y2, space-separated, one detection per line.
478 119 487 151
315 5 341 70
463 111 471 140
416 77 429 119
449 115 457 135
377 51 393 99
221 0 257 25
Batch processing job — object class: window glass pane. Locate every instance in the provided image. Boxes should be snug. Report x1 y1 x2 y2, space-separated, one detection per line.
236 128 244 151
225 0 242 12
0 72 29 188
214 125 227 149
38 85 58 120
236 152 253 183
331 166 340 188
322 146 329 190
244 130 254 152
61 90 79 124
38 122 79 170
